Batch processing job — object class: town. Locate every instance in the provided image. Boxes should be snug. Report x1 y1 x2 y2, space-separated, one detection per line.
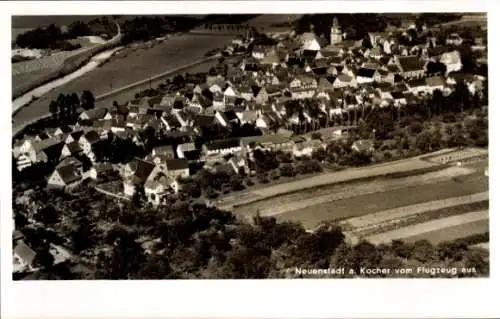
11 13 489 279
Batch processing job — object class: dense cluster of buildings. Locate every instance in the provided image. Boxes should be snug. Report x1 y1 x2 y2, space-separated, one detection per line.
13 16 487 208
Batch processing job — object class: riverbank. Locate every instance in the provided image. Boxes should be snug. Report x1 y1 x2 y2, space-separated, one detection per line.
12 22 122 100
12 34 232 133
12 54 220 137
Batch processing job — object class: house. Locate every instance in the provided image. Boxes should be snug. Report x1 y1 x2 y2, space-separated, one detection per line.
223 86 240 105
13 240 38 273
446 33 463 46
352 139 375 153
290 87 316 100
356 68 381 84
333 74 357 88
78 131 101 162
215 110 239 127
123 159 157 197
16 138 64 170
65 131 84 144
164 158 190 180
406 78 429 95
144 174 176 205
176 143 196 159
237 110 259 124
47 161 83 189
241 134 294 152
252 44 276 60
253 87 269 105
54 125 73 137
203 138 242 156
293 139 325 158
227 155 249 175
390 91 407 106
160 114 182 131
395 55 426 79
440 50 462 74
78 108 111 122
300 32 327 51
151 145 175 160
289 75 318 90
60 141 83 160
425 76 445 92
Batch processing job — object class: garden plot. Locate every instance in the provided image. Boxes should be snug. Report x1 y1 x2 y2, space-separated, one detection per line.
365 210 489 245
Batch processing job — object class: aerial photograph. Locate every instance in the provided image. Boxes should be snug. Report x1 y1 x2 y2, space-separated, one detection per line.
11 13 488 280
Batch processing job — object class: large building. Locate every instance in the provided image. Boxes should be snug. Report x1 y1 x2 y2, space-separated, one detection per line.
330 17 343 45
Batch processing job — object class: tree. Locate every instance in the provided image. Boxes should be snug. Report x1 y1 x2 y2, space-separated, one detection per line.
69 93 80 117
81 90 96 110
33 245 55 270
36 204 60 226
412 239 435 262
49 100 58 121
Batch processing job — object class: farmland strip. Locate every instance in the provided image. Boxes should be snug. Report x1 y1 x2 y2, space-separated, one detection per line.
365 210 489 245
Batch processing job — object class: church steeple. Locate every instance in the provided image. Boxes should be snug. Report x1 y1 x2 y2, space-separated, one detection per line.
330 16 342 45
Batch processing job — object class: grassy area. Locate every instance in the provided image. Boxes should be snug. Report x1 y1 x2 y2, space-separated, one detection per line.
12 25 122 100
403 219 489 245
272 171 488 229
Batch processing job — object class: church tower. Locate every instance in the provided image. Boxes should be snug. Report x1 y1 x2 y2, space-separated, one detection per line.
330 16 342 45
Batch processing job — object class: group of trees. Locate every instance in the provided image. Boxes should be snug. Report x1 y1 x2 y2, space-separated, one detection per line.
15 24 81 50
48 90 95 123
120 16 201 45
14 181 490 279
15 18 116 50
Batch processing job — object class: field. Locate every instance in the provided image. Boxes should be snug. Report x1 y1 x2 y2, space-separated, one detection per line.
220 156 442 210
233 166 476 218
271 172 487 229
12 34 232 127
12 47 88 75
247 14 304 32
367 211 489 245
11 28 33 40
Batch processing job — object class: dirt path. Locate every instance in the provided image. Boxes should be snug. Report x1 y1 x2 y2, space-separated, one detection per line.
365 210 489 245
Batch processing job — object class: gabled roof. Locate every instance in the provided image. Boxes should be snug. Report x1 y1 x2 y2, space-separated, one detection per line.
204 138 241 151
397 55 426 72
55 163 82 185
69 131 84 141
336 74 353 83
357 68 377 78
32 138 63 153
222 110 239 122
57 125 73 134
65 141 82 154
165 158 189 171
152 145 175 157
13 241 36 264
391 91 405 100
406 78 427 88
425 76 445 87
81 108 108 121
193 114 215 128
128 159 156 184
82 131 100 144
177 143 197 152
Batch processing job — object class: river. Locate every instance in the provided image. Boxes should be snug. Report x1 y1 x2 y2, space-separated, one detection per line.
12 46 123 113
